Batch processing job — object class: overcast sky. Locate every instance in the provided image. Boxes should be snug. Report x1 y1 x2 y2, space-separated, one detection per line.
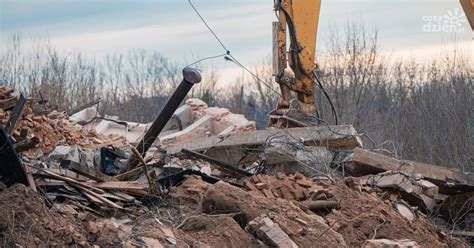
0 0 472 80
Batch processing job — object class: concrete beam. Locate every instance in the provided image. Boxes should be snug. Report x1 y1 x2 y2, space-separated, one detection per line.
165 125 362 165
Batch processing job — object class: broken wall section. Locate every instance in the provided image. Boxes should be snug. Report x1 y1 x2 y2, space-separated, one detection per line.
70 97 256 146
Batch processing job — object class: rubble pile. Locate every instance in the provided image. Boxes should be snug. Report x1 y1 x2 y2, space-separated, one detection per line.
324 180 466 247
186 98 256 133
243 172 331 201
1 85 473 247
0 109 124 155
0 87 19 110
0 87 125 156
70 97 256 145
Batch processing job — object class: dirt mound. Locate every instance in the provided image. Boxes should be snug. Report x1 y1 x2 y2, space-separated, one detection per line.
0 184 90 247
241 173 467 247
200 180 347 247
324 181 467 247
175 215 264 247
169 175 468 247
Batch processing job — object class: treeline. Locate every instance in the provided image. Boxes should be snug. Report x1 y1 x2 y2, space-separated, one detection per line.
0 27 472 172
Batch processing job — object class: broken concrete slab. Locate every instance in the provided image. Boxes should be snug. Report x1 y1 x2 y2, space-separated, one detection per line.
48 145 83 163
71 97 254 148
140 237 165 248
159 99 256 146
165 125 362 165
265 142 334 177
160 115 212 145
186 98 256 134
94 119 150 143
71 104 194 143
247 215 298 248
414 179 438 198
363 239 420 248
361 171 438 212
349 148 474 194
371 172 418 194
69 106 100 124
164 103 193 133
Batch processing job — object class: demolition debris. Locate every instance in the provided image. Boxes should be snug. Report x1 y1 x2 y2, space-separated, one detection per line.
0 83 472 247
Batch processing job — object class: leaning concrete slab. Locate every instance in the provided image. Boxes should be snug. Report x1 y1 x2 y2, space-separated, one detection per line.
349 148 474 194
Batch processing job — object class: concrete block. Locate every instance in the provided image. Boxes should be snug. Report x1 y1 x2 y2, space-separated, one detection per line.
249 217 298 248
161 104 193 133
363 239 419 248
160 115 212 145
414 179 438 198
94 119 150 143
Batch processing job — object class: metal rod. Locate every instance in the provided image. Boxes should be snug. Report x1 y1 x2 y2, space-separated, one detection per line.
127 67 201 169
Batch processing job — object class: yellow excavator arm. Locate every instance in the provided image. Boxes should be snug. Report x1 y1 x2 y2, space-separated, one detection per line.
271 0 472 128
460 0 474 31
271 0 321 126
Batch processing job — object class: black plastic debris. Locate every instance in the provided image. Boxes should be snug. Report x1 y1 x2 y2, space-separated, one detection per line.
0 128 29 187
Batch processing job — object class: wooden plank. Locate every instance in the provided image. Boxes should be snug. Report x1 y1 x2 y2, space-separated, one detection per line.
82 191 104 205
109 192 136 202
77 185 122 209
37 173 120 209
91 181 148 191
350 148 474 194
443 230 474 237
112 166 144 181
119 188 149 197
24 166 37 192
38 169 106 194
102 192 135 202
37 180 68 188
165 125 362 165
5 94 26 134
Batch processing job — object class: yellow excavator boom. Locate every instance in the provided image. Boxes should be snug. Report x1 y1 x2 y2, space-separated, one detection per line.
460 0 474 31
271 0 471 127
272 0 321 115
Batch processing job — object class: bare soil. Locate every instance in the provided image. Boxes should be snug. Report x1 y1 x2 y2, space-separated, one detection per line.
0 184 90 247
324 181 468 247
